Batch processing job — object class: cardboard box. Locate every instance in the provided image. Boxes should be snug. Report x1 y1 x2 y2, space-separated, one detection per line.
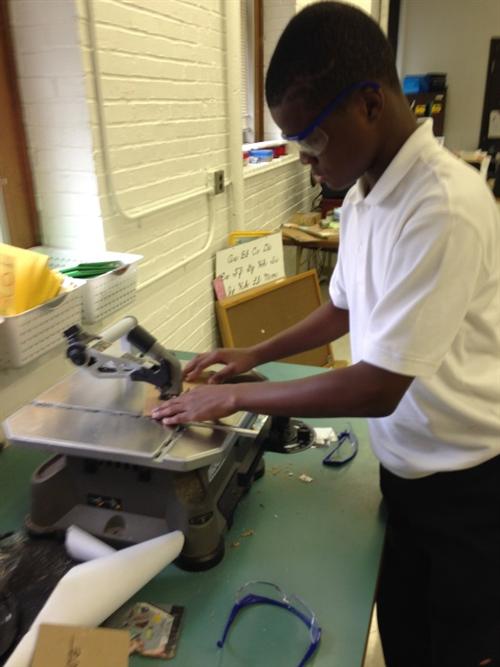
31 624 129 667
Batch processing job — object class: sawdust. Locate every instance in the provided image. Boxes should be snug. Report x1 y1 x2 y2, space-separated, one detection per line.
240 529 255 538
270 464 295 478
299 473 314 483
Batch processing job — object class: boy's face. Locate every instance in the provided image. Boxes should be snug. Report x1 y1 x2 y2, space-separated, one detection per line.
270 91 380 190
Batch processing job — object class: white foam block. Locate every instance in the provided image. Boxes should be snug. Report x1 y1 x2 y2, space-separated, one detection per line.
65 525 116 561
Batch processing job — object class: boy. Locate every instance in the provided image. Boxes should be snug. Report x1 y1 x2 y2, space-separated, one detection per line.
153 3 500 665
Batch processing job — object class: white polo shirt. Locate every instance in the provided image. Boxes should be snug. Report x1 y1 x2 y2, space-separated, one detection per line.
330 120 500 479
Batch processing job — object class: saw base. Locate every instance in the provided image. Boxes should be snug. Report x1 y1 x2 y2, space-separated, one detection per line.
24 427 270 571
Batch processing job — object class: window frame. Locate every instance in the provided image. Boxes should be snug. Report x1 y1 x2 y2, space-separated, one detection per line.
242 0 264 144
0 2 39 248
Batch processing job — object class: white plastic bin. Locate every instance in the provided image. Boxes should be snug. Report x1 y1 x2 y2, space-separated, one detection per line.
33 247 143 323
0 280 82 368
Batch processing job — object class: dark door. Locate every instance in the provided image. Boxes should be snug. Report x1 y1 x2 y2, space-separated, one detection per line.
479 38 500 154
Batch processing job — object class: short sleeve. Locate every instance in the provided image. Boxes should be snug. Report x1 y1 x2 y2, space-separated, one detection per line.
362 212 483 377
329 250 348 309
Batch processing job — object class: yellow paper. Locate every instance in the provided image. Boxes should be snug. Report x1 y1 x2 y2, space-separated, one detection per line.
0 244 62 315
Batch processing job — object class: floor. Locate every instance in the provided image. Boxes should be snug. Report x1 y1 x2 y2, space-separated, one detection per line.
364 607 386 667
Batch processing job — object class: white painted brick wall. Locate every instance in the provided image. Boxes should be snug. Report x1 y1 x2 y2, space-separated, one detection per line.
244 159 312 231
0 0 312 431
9 0 105 251
84 0 229 215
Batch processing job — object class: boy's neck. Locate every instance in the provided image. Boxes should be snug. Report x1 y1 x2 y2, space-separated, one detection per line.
362 92 418 194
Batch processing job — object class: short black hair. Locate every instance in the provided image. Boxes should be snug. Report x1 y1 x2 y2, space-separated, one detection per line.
265 1 400 110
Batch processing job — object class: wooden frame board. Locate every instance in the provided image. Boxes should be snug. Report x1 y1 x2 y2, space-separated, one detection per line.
215 269 332 367
0 3 39 247
253 0 264 142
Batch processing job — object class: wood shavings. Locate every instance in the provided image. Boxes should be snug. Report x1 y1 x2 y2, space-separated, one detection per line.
240 529 255 538
270 464 296 478
299 473 314 483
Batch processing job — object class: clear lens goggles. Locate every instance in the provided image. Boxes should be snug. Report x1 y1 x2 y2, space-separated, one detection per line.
295 126 329 157
282 80 380 157
217 580 321 667
322 423 359 466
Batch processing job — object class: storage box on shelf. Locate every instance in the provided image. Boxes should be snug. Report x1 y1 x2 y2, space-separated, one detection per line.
0 278 82 369
33 247 143 324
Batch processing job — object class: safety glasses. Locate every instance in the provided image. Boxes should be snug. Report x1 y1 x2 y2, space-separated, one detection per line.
217 580 321 667
322 424 359 466
282 80 380 157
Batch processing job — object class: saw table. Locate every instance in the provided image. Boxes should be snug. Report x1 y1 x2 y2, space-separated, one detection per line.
2 318 315 571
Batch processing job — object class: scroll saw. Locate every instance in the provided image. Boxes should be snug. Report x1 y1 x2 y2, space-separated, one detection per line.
3 317 314 570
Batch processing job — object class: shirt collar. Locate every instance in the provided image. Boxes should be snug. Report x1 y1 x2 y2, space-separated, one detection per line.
349 119 439 207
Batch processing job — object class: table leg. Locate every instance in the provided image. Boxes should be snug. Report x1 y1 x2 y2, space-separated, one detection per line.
296 246 303 274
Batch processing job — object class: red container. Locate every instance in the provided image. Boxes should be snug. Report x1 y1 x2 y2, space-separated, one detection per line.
272 144 287 158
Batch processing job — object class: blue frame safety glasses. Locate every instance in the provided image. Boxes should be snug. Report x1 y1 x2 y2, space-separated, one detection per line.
217 580 322 667
322 424 359 467
282 80 381 157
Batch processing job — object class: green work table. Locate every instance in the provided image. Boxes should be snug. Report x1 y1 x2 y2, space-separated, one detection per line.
0 360 385 667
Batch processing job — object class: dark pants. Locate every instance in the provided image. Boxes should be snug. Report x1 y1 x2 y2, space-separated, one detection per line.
377 455 500 667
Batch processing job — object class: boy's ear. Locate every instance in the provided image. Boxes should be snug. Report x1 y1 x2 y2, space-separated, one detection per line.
363 87 384 122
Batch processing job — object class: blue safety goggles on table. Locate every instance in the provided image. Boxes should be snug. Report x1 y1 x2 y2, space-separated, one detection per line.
322 424 359 467
217 580 321 667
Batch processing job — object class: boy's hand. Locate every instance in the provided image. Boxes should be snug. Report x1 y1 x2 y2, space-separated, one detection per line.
151 384 238 425
183 348 259 384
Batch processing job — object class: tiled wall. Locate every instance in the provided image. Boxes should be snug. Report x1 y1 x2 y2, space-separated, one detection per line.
0 0 311 430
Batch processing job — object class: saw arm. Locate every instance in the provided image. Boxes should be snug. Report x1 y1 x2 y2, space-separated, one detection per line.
64 317 182 399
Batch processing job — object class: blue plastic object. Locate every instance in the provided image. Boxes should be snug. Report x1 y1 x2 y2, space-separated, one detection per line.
249 149 273 163
403 75 429 94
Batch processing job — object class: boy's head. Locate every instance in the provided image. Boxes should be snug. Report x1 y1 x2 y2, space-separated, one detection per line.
265 1 407 190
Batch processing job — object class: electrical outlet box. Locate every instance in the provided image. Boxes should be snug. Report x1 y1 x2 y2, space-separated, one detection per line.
213 170 225 195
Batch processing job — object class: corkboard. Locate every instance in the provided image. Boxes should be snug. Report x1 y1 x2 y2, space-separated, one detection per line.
215 269 331 367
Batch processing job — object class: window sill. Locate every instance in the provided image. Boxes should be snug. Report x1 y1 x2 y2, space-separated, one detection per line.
243 154 300 179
